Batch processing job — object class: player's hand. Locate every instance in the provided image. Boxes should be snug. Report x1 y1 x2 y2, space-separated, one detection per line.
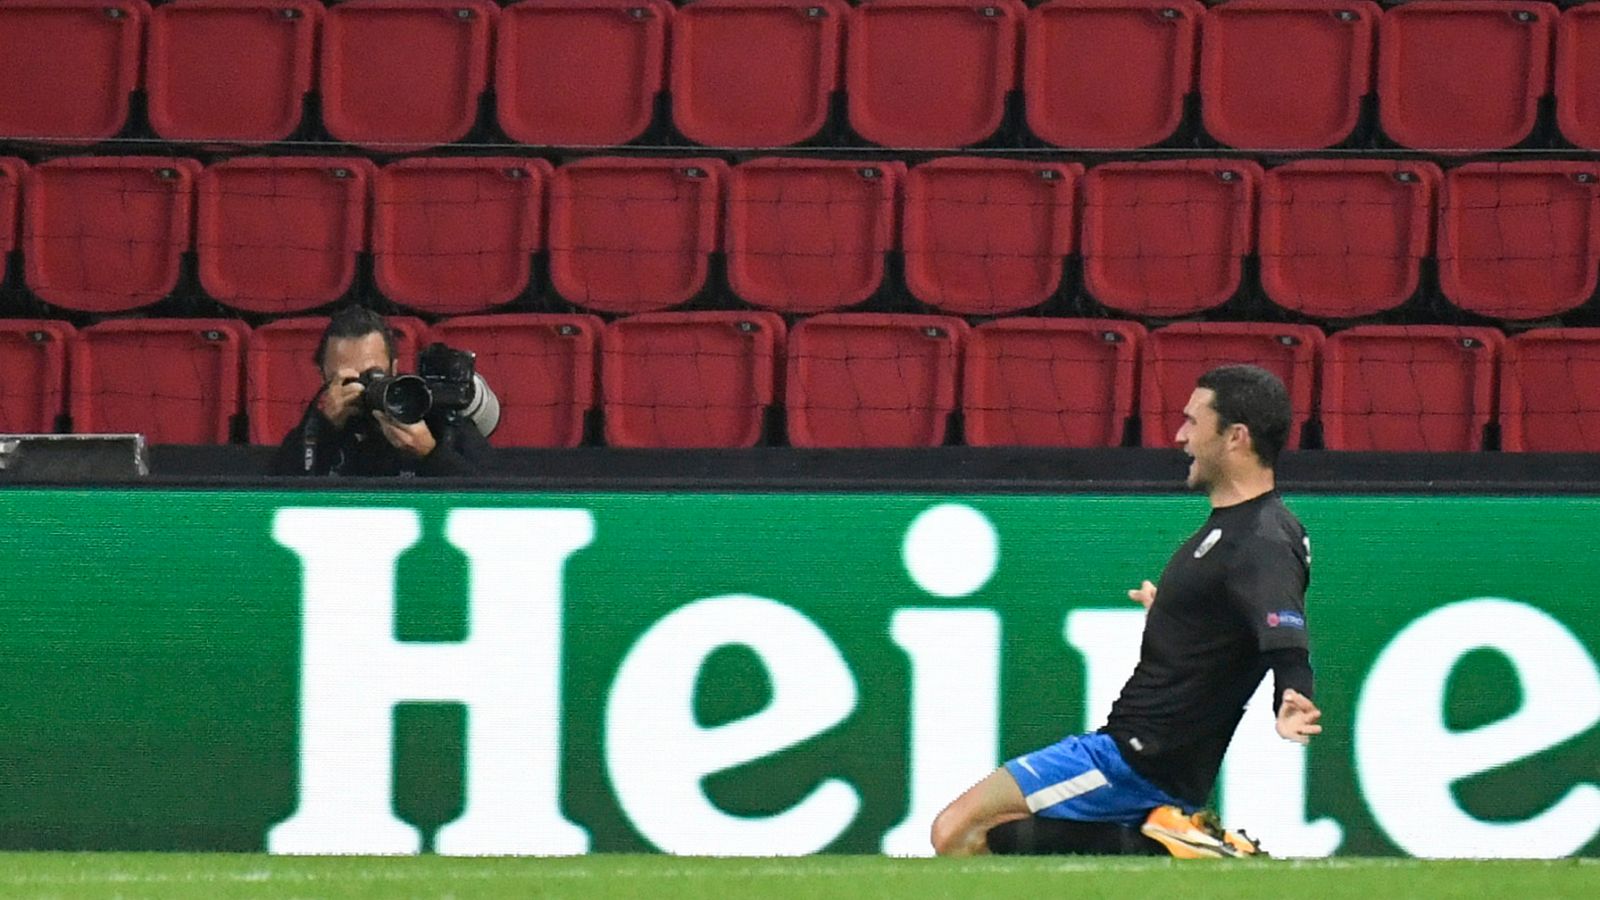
1275 688 1323 745
374 411 437 459
317 368 365 429
1127 579 1157 611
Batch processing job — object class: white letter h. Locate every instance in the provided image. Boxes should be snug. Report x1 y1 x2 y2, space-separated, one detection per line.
269 507 593 855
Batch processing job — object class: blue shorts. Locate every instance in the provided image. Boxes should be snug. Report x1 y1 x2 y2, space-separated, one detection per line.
1003 732 1191 826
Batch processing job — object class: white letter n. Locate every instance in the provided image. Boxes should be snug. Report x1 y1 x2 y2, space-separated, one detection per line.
268 507 594 855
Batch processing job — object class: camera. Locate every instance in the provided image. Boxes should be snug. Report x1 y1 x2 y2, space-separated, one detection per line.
356 343 500 436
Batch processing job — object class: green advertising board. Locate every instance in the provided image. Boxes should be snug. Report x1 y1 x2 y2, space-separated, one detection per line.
0 490 1596 859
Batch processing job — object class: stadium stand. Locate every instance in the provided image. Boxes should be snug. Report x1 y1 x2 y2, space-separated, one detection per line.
786 313 968 448
146 0 322 145
1198 0 1378 150
670 0 845 148
1376 0 1555 152
726 157 903 313
1437 161 1600 321
0 0 146 143
1259 158 1440 320
319 0 496 152
548 157 725 314
197 157 374 315
903 157 1082 315
601 311 785 448
244 315 427 446
372 157 550 315
1022 0 1201 150
1081 159 1260 317
1322 325 1503 452
962 317 1143 448
1500 328 1600 452
0 320 73 434
846 0 1024 148
71 318 247 445
23 157 199 314
0 0 1597 460
496 0 671 147
1140 322 1321 450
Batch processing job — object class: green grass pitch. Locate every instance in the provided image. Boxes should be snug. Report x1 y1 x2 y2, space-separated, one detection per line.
0 855 1594 899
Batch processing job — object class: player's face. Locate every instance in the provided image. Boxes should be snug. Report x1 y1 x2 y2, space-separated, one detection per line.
1176 388 1225 491
321 332 394 383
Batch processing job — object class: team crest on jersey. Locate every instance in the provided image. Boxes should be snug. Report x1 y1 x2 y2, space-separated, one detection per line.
1193 528 1223 558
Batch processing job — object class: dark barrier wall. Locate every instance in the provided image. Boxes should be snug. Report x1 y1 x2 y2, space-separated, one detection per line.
0 489 1597 858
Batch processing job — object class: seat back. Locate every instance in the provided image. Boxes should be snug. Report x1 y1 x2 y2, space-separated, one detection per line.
1500 328 1600 452
1322 325 1502 451
964 317 1142 447
373 158 550 315
0 320 74 434
786 313 968 447
727 158 902 313
903 158 1081 315
0 0 146 142
602 311 784 448
429 314 601 448
72 319 248 445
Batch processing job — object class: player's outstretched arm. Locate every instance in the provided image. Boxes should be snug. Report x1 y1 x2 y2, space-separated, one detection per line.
1274 688 1323 744
1127 579 1157 611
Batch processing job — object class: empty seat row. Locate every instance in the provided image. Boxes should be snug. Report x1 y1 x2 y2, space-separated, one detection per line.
1 0 1597 152
4 155 1597 322
5 315 1597 453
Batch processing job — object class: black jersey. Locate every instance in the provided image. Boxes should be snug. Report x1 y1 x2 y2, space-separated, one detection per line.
1101 490 1311 806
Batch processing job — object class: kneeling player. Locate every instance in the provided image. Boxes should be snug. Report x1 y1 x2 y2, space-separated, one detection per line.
930 366 1323 858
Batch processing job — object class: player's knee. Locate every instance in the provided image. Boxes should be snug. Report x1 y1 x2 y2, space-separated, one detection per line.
929 807 967 857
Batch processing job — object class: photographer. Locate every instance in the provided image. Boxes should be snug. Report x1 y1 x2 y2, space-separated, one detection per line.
269 307 493 477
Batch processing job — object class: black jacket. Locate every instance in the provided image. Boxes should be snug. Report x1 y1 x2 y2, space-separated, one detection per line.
269 404 492 477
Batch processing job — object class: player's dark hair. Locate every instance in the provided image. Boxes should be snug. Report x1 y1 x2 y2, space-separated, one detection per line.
314 306 396 371
1196 364 1291 468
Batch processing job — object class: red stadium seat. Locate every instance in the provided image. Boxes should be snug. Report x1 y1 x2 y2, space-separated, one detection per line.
1140 323 1322 450
1081 159 1260 317
373 158 551 315
1500 328 1600 452
1260 159 1440 319
0 0 146 143
726 158 902 313
71 319 248 445
1199 0 1378 150
671 0 845 148
786 313 968 448
430 314 601 448
903 158 1082 315
245 315 427 446
963 317 1143 448
1023 0 1201 150
846 0 1024 148
1557 5 1600 150
23 157 199 314
321 0 496 152
1322 325 1502 451
548 157 725 315
0 158 22 271
0 320 74 434
601 311 785 448
497 0 671 147
1437 161 1600 321
1377 1 1555 152
147 0 321 144
198 157 374 315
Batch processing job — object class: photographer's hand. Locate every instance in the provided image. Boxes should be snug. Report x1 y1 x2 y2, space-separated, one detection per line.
317 368 366 429
374 411 437 459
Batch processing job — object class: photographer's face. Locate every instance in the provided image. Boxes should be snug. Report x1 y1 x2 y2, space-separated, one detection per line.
321 332 393 384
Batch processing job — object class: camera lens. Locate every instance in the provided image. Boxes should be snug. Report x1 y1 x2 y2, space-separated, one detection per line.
374 375 431 424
